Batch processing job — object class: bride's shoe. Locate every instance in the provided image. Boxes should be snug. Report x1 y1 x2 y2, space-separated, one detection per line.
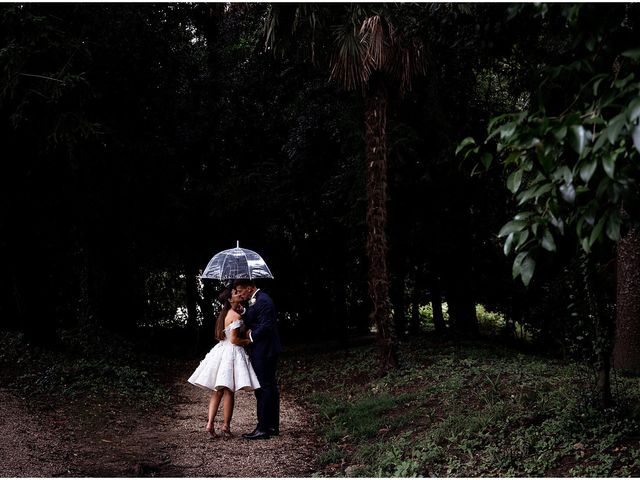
220 425 232 440
206 422 216 438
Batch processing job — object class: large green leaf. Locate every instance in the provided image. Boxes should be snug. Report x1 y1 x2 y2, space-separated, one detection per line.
498 220 527 237
506 169 523 193
628 97 640 122
541 229 556 252
602 153 615 179
606 113 626 144
553 126 567 141
503 232 515 256
606 213 621 241
593 132 608 152
633 124 640 154
455 136 476 155
559 182 576 203
520 255 536 286
579 157 597 183
512 251 527 279
480 152 493 170
589 216 607 247
515 229 530 250
622 47 640 60
568 125 587 155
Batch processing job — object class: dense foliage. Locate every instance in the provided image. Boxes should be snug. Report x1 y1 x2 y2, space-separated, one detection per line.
1 3 638 374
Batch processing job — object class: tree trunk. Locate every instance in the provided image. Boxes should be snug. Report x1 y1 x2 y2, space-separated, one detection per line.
584 254 614 408
185 263 200 332
613 225 640 373
364 75 398 371
431 275 447 335
390 271 407 337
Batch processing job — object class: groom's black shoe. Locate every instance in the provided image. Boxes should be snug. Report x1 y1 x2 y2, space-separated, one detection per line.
268 427 279 436
243 429 271 440
242 427 258 439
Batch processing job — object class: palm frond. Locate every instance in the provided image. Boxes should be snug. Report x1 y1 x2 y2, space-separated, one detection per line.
329 22 369 91
390 35 427 94
360 15 394 72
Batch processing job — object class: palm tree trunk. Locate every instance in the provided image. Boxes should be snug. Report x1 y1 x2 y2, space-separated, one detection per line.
364 75 398 371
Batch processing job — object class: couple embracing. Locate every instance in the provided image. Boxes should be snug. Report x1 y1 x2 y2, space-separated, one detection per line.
188 279 282 441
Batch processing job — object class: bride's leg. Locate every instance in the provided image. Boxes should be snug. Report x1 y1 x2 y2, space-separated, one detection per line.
207 389 223 435
221 388 235 436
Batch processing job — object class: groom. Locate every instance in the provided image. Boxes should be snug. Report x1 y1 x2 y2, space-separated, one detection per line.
233 279 282 440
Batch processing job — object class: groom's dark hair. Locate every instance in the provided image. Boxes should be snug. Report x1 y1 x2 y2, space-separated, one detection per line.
233 279 256 288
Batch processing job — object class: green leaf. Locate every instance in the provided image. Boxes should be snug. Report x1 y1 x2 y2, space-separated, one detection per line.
480 152 493 170
633 125 640 154
541 229 556 252
559 182 576 203
579 157 597 183
514 211 534 221
614 73 634 89
553 126 567 141
515 229 530 250
550 214 565 235
504 232 515 256
621 47 640 60
606 113 626 144
504 151 521 167
593 132 607 152
512 252 527 279
602 153 615 179
534 183 553 200
517 187 537 205
593 76 605 96
500 123 516 141
589 216 607 247
538 152 554 173
507 169 523 193
520 256 536 286
456 137 476 155
568 125 587 155
628 97 640 122
606 213 621 241
498 220 527 237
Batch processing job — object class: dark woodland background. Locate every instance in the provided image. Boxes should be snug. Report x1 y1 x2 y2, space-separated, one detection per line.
2 1 640 408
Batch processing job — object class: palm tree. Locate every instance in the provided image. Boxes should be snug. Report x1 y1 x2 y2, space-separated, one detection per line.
265 4 426 371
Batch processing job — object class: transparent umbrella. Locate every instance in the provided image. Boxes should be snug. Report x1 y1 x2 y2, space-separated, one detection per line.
201 241 274 281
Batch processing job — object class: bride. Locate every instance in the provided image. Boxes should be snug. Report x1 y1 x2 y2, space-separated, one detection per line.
188 287 260 438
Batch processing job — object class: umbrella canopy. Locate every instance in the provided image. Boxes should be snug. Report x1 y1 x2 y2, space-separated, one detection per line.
201 242 274 281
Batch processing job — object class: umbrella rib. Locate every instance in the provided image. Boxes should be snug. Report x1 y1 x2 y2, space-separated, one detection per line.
220 250 230 280
240 248 251 280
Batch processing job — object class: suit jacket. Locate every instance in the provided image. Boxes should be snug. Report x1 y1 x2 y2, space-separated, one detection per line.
244 290 283 359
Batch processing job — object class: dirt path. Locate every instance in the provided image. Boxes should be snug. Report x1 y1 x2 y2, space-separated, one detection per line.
0 362 320 477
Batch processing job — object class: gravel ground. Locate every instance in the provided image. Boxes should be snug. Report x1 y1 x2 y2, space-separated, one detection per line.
0 364 320 477
0 389 71 477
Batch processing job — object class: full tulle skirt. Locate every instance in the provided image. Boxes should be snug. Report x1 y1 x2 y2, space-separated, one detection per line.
188 341 260 392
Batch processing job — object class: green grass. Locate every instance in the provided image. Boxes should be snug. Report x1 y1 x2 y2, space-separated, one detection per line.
280 335 640 477
0 329 170 411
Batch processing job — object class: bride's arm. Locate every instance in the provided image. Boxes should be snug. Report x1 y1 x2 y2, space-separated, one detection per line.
230 327 250 346
225 310 250 346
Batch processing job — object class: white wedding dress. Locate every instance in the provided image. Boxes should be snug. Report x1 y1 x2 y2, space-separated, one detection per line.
188 319 260 392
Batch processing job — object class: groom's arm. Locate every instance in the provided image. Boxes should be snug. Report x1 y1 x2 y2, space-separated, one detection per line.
249 299 276 344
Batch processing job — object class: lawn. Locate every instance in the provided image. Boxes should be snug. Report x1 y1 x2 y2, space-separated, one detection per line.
280 334 640 477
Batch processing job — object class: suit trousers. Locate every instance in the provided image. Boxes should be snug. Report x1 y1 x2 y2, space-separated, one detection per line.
251 353 280 432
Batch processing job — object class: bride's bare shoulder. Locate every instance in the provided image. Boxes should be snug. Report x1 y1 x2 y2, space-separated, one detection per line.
224 309 241 326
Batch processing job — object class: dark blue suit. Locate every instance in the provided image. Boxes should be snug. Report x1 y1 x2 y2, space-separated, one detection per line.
244 290 282 432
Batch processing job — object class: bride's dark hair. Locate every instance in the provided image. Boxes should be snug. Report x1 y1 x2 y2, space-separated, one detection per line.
215 287 232 341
